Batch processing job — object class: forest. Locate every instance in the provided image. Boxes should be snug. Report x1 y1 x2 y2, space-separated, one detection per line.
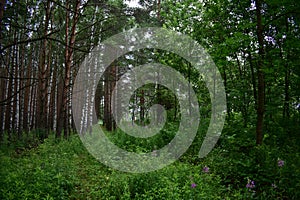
0 0 300 199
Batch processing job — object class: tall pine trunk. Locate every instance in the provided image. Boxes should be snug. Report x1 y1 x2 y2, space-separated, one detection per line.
23 50 32 134
36 0 51 139
57 0 81 138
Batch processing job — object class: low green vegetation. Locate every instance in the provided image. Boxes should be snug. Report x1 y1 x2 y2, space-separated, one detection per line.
1 118 299 199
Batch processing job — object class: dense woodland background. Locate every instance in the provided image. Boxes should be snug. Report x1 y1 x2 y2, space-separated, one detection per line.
0 0 300 199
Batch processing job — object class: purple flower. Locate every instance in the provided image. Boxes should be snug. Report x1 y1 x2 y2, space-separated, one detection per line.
278 160 284 167
191 183 197 188
202 166 209 173
246 180 255 189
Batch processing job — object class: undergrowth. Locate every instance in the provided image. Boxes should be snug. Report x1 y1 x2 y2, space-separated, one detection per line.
0 119 299 199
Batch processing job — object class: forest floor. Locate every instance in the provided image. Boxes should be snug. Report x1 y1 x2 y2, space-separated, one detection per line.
0 123 299 199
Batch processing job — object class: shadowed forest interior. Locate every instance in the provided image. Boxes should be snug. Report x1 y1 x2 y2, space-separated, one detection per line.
0 0 300 199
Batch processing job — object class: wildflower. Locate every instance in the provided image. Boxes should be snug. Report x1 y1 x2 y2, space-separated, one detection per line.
246 180 255 189
202 166 209 173
191 183 197 188
151 150 158 157
272 183 277 188
278 160 284 167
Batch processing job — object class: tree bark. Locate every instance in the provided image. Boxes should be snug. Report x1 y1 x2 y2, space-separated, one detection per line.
36 0 51 139
23 50 32 134
49 57 57 131
255 0 265 145
0 0 6 39
0 67 6 140
104 70 112 131
57 0 81 138
18 42 25 138
103 66 116 131
12 32 18 133
4 49 12 140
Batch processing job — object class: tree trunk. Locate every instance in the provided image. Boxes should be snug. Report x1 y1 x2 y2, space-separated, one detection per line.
0 67 6 140
18 43 25 138
95 82 102 119
103 65 117 131
56 76 64 138
36 0 51 139
140 89 145 125
0 0 6 39
255 0 265 145
0 0 7 140
4 49 12 140
49 57 57 131
12 34 18 133
29 62 37 131
23 50 32 134
104 70 112 131
57 0 81 138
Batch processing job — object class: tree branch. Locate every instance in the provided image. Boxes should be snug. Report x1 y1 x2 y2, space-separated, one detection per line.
0 29 60 53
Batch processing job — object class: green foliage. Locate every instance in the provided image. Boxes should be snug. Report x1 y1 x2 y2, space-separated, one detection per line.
201 118 300 199
1 0 300 199
0 135 82 199
1 124 300 199
105 122 179 153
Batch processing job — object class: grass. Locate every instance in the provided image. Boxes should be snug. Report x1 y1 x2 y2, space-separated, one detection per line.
0 120 299 199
